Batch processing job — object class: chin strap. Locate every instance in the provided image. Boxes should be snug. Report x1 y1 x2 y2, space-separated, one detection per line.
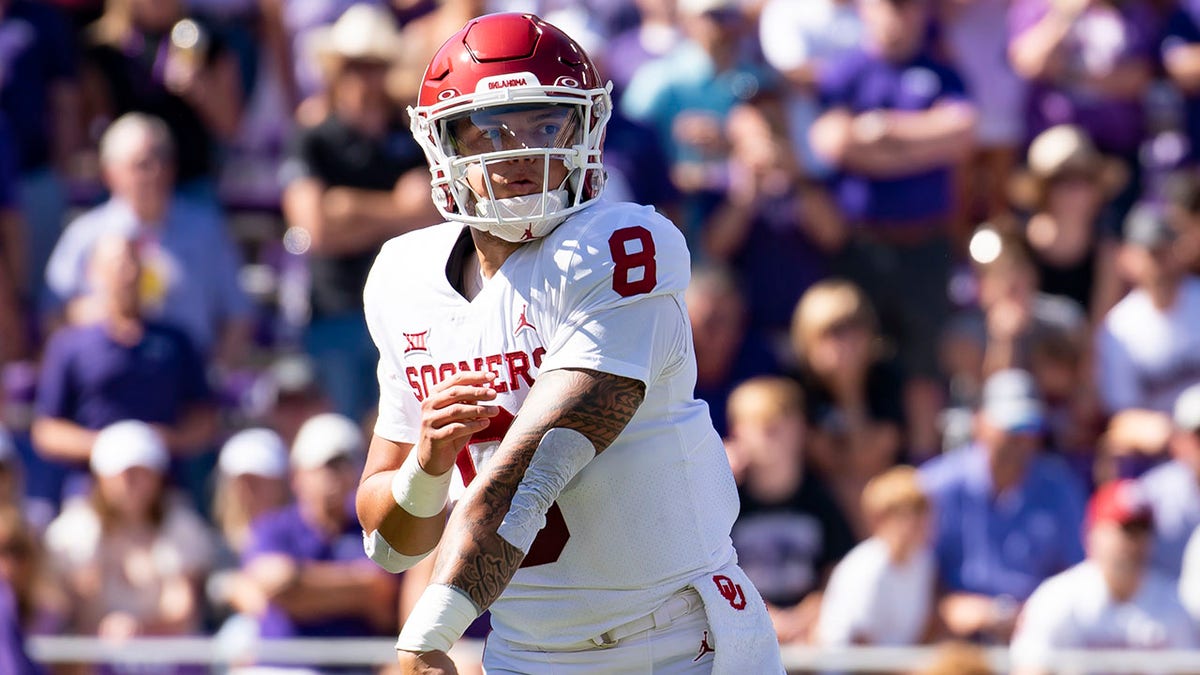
473 189 570 240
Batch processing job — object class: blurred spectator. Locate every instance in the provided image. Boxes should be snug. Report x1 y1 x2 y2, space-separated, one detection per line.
0 115 26 364
1164 169 1200 276
82 0 243 194
0 505 67 636
1096 202 1200 417
0 577 39 675
1137 383 1200 578
789 279 904 534
809 0 977 459
687 266 780 438
0 0 81 303
44 421 215 645
1163 0 1200 167
726 377 857 644
240 413 397 647
260 0 386 112
44 113 254 364
816 466 936 647
758 0 863 177
966 232 1087 377
912 641 995 675
280 4 437 421
0 427 20 508
212 428 291 557
921 369 1087 642
206 427 291 655
1008 125 1126 321
391 0 487 107
939 0 1027 224
702 97 835 342
1008 0 1156 217
604 0 685 96
33 233 217 499
257 353 334 446
1010 480 1196 675
621 0 776 241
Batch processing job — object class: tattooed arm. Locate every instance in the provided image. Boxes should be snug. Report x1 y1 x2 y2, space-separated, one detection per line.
432 367 645 610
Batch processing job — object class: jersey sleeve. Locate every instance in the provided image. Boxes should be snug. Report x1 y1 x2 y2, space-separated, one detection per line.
364 242 421 444
536 205 691 386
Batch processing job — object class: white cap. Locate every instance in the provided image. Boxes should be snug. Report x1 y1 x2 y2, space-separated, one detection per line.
678 0 739 16
291 413 364 470
219 428 289 479
1174 384 1200 432
90 420 169 477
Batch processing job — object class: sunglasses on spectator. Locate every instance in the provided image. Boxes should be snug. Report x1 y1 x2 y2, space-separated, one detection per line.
1119 519 1154 536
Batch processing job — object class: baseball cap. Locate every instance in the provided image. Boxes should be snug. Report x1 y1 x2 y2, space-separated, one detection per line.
980 369 1045 434
291 413 364 470
1087 479 1154 531
1174 383 1200 433
90 420 169 477
1124 202 1177 249
219 428 289 479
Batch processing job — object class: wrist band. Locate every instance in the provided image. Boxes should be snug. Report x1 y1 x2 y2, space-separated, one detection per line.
395 583 480 654
391 450 452 518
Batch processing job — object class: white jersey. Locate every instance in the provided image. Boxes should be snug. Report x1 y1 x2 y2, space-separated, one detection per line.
816 538 935 647
364 200 740 649
1010 561 1198 673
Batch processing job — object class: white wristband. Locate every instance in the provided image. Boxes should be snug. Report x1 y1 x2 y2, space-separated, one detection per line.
391 450 452 518
362 529 431 573
395 583 479 654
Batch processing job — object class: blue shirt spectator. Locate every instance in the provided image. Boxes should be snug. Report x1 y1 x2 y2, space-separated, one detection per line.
920 370 1087 611
921 443 1086 600
44 197 251 358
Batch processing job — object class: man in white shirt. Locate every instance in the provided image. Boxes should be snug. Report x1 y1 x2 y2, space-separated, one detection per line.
1096 203 1200 417
1139 382 1200 577
1010 480 1197 675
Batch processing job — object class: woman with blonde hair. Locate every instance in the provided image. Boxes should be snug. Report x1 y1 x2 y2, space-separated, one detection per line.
790 279 905 534
43 421 214 651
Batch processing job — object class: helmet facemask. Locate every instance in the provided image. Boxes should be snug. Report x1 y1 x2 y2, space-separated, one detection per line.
411 84 612 242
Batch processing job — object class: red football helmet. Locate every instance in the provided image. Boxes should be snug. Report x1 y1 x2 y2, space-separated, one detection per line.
409 13 612 242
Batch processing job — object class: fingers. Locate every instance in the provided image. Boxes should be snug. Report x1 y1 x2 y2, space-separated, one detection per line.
423 404 499 439
426 372 499 408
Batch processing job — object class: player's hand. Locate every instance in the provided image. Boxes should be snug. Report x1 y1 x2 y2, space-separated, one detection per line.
416 371 500 475
397 649 458 675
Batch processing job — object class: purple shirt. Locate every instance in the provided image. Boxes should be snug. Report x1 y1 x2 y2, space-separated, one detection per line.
817 49 968 224
0 578 40 675
35 322 212 430
0 1 76 171
1009 0 1157 154
0 116 17 210
242 501 385 640
919 444 1087 601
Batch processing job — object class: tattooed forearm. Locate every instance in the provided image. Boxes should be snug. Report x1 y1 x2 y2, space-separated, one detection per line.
430 368 646 610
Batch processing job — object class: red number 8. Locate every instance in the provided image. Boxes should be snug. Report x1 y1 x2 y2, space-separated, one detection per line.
608 226 657 297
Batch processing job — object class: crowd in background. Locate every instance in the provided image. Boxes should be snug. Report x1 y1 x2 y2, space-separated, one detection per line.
5 0 1200 673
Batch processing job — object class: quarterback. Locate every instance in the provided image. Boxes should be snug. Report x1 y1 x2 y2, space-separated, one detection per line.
356 13 782 674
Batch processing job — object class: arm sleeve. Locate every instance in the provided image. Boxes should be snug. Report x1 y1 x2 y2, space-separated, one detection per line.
364 243 421 444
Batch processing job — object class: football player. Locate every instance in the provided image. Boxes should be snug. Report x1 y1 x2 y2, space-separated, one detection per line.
356 13 782 674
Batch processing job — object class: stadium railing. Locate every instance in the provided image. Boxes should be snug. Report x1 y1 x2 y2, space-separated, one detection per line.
26 636 1200 673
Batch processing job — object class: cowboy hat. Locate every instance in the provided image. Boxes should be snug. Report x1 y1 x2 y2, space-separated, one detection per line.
1009 124 1129 210
307 4 402 71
